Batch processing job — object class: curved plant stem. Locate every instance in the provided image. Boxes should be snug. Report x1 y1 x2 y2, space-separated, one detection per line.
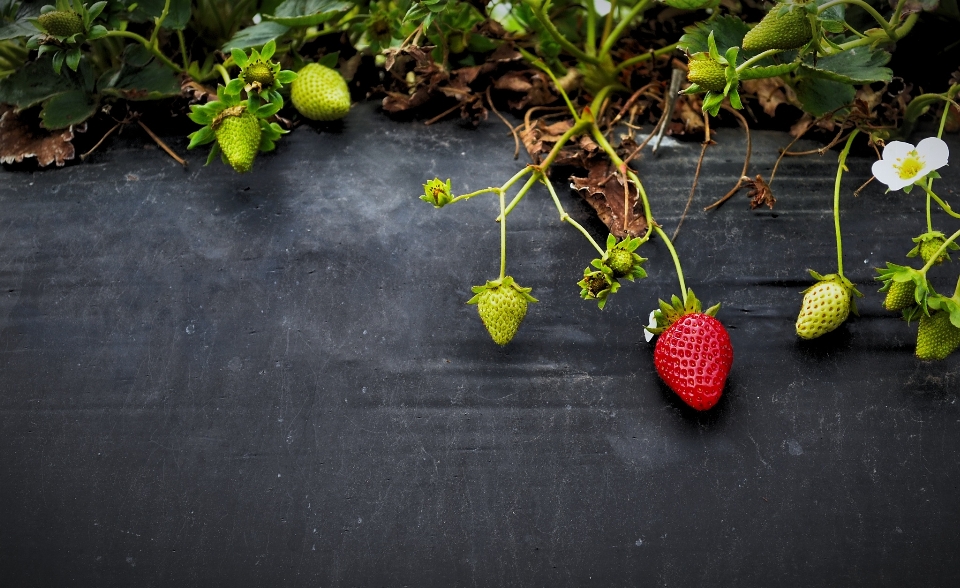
499 188 507 280
736 49 782 72
214 63 231 85
817 0 896 39
501 175 539 219
614 43 678 73
919 184 960 220
598 0 652 58
542 174 605 254
589 124 654 241
176 30 189 70
527 0 599 65
654 225 687 304
150 0 173 47
104 30 183 73
834 130 860 277
926 90 957 231
827 13 917 54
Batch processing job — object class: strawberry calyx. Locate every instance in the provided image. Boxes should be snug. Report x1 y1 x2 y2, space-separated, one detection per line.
875 262 930 320
907 230 958 266
804 269 862 315
682 31 742 116
466 276 538 305
231 41 297 102
645 288 720 337
421 178 453 208
579 234 647 310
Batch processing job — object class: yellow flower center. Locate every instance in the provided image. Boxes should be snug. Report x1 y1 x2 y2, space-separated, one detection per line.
894 151 924 180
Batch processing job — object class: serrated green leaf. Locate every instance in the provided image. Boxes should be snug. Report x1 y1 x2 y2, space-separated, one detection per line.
679 15 766 67
40 88 97 129
800 45 892 84
222 21 290 51
124 0 190 29
793 73 855 117
0 18 37 40
98 45 180 100
816 0 845 32
264 0 351 27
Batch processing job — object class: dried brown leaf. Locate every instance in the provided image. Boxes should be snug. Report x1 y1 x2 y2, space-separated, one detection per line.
0 108 79 167
744 174 776 209
742 77 788 118
570 160 647 238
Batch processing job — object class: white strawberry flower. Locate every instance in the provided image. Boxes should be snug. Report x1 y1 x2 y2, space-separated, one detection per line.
871 137 949 191
644 310 657 343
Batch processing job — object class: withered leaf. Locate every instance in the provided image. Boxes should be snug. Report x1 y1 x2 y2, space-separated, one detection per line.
742 77 789 118
570 160 648 238
744 175 776 210
0 107 79 167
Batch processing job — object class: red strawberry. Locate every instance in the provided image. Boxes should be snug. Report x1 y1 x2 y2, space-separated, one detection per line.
646 290 733 411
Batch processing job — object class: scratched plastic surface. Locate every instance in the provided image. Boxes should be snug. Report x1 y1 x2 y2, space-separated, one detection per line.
1 103 958 586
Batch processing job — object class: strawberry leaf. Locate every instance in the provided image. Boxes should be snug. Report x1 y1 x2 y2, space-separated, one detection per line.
800 44 892 84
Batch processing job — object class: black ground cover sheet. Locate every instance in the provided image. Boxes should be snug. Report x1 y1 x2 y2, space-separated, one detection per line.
2 103 959 586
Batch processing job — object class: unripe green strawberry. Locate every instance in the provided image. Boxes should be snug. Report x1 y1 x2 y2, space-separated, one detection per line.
212 106 261 174
883 280 916 311
920 236 948 265
606 248 635 277
916 311 960 361
242 61 275 87
687 53 727 92
38 10 84 37
742 5 813 52
796 274 857 339
290 63 351 121
467 276 537 346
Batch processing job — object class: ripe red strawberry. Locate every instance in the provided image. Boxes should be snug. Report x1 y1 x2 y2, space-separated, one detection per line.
646 290 733 411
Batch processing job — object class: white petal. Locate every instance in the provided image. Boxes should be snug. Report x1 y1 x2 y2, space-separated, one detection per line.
916 137 949 171
872 158 913 191
880 141 915 162
644 310 656 342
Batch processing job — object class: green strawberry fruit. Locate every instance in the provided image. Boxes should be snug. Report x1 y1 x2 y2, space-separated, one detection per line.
795 272 859 339
290 63 351 121
243 61 275 87
38 10 84 37
742 5 813 52
916 311 960 360
687 53 727 92
920 236 949 265
606 248 636 277
661 0 720 8
883 280 916 312
467 276 537 346
212 106 261 173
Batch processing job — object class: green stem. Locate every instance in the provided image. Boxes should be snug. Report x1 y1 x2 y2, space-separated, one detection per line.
817 0 896 39
928 88 956 232
531 59 581 121
527 0 599 65
921 228 960 273
499 188 507 280
736 49 782 72
919 184 960 221
177 29 189 70
614 43 678 73
501 175 539 219
586 0 597 58
214 63 231 85
826 13 917 54
601 0 617 49
540 120 592 170
542 174 605 254
103 30 183 73
834 129 860 277
150 0 172 47
654 225 687 304
953 274 960 299
598 0 652 59
450 187 501 204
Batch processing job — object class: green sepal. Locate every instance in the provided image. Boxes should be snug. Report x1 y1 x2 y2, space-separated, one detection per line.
261 39 276 61
702 91 724 116
645 289 714 336
224 77 244 95
276 70 297 84
204 142 221 166
466 276 538 304
231 48 249 69
187 125 215 149
256 100 282 118
927 295 960 330
65 47 81 71
597 235 647 282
